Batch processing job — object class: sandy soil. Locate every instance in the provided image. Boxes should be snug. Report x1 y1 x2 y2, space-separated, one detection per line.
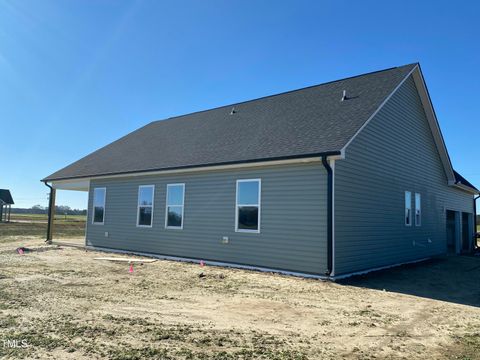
1 236 480 359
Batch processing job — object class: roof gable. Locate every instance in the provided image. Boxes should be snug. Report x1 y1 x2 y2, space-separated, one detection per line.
44 64 417 182
0 189 14 205
341 64 472 192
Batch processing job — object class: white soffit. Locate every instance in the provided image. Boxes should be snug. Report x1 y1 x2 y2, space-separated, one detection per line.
52 180 90 191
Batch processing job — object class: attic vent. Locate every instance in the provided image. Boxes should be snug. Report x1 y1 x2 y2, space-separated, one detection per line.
230 107 236 115
341 90 348 102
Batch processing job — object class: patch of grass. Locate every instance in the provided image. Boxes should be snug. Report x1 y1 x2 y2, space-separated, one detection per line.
355 306 381 318
0 220 85 238
450 333 480 360
102 314 152 326
0 315 18 328
0 330 64 359
151 324 193 341
10 213 86 222
0 314 309 360
105 346 173 360
0 289 30 310
103 342 309 360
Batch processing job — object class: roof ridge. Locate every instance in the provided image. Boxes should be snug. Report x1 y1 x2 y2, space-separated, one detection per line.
151 63 418 124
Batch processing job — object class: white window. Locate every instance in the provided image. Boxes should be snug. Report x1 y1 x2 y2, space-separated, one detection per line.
415 193 421 226
92 187 106 224
236 179 261 233
165 183 185 229
137 185 154 227
405 191 412 226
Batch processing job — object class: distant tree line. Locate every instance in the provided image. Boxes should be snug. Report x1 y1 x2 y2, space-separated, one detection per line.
11 205 87 216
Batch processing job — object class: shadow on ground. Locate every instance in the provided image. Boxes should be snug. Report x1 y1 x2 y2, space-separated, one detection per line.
339 255 480 307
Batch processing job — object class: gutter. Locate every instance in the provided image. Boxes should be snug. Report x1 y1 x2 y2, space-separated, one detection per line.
475 195 479 250
42 151 343 183
321 156 334 276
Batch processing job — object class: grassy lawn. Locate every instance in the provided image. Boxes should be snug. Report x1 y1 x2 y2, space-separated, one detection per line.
9 213 86 222
0 217 85 240
1 224 480 359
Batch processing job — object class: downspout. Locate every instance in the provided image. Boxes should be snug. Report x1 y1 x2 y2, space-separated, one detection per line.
474 195 479 250
321 156 333 276
44 182 54 244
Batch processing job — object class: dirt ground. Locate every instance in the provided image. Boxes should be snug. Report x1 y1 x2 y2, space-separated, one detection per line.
1 235 480 359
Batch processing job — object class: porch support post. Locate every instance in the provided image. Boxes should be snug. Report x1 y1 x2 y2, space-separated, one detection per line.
46 183 56 244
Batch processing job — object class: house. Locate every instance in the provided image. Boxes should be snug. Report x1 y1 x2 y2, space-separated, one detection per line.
42 63 479 279
0 189 14 222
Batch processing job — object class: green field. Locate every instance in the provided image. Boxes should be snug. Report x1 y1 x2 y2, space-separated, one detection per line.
0 215 85 240
9 213 86 222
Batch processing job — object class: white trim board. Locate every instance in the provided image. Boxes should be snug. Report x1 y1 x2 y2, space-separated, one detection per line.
452 183 479 194
49 156 342 187
411 67 455 183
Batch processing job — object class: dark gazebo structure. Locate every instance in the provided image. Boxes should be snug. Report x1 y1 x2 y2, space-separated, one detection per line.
0 189 14 222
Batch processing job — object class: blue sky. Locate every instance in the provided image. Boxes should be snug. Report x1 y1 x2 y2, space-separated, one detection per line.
1 0 479 210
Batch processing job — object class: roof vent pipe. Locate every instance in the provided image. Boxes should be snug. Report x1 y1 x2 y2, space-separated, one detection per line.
341 90 348 102
230 107 236 115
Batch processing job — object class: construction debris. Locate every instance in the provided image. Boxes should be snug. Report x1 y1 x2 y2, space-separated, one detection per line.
94 257 157 263
16 247 28 254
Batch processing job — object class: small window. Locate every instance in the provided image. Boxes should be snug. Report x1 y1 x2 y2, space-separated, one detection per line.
92 187 106 224
137 185 154 227
165 184 185 229
405 191 412 226
236 179 261 233
415 193 421 226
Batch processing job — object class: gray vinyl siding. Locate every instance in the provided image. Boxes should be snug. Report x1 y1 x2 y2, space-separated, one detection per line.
334 76 474 275
86 163 328 275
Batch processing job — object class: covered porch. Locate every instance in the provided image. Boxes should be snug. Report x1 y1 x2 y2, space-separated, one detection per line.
0 189 14 222
44 179 89 246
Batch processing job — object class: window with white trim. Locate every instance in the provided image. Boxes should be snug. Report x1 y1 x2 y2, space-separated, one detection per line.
415 193 421 226
236 179 261 233
405 191 412 226
92 187 106 224
165 184 184 229
137 185 154 227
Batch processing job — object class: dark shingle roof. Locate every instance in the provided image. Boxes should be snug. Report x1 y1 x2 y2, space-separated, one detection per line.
453 170 479 192
44 64 417 181
0 189 14 205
